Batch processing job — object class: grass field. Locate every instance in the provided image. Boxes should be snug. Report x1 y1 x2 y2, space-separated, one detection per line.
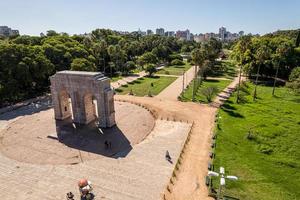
157 62 192 76
212 84 300 200
180 79 231 103
207 60 237 79
115 76 176 96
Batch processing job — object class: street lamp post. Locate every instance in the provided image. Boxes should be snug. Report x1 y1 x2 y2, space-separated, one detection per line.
182 70 185 93
208 167 238 200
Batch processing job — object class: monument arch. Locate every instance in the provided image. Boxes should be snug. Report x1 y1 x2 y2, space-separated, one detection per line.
50 71 115 128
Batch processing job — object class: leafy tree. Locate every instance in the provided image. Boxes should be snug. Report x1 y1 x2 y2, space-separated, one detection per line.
46 30 59 37
145 64 157 77
253 45 271 100
191 48 206 101
71 58 96 71
286 67 300 93
137 52 158 67
124 61 136 74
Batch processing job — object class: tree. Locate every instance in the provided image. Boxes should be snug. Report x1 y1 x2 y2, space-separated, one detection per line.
253 45 270 100
124 61 136 74
286 67 300 93
272 43 291 95
71 58 96 71
92 40 107 72
46 30 59 37
296 30 300 47
231 36 252 103
191 48 206 101
145 64 157 77
137 52 158 67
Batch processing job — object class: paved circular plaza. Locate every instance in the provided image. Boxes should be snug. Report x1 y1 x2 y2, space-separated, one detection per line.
0 101 155 165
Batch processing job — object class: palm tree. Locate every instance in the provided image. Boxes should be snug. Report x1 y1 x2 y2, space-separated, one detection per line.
272 43 290 96
253 45 270 100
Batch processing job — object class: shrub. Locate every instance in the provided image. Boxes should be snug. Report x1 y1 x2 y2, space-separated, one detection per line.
171 59 185 66
201 86 218 102
286 67 300 93
168 54 183 62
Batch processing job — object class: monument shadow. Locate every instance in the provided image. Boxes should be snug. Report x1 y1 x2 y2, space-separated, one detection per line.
55 118 133 159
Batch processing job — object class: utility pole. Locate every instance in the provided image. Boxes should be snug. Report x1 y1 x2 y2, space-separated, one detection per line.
182 70 185 93
192 65 197 101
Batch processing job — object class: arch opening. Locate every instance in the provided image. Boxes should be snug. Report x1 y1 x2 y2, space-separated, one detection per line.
58 90 74 120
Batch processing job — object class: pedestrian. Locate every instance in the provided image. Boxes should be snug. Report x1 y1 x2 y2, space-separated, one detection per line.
165 150 172 163
104 140 109 149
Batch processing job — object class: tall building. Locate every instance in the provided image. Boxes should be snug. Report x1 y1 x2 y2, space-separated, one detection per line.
156 28 165 36
239 31 244 37
176 29 191 41
219 27 226 41
165 31 175 37
0 26 19 37
147 29 153 35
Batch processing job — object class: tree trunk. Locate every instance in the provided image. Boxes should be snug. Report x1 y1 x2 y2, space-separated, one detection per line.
253 64 261 101
272 64 279 96
236 65 242 103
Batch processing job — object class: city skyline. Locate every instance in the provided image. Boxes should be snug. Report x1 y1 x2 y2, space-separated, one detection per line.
1 0 300 36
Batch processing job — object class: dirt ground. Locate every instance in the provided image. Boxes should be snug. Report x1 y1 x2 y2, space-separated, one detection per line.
0 101 155 165
0 99 192 199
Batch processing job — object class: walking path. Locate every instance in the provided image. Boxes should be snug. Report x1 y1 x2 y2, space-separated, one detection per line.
164 73 243 200
156 66 197 101
210 75 245 108
111 71 147 89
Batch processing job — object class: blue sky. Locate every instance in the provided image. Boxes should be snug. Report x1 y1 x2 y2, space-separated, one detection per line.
1 0 299 36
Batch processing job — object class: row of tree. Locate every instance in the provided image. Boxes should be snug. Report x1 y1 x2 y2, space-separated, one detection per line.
231 30 300 79
0 29 198 106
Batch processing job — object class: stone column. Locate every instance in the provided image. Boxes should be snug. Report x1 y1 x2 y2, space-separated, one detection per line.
104 89 116 127
50 86 62 120
96 94 107 127
70 91 82 124
83 94 96 124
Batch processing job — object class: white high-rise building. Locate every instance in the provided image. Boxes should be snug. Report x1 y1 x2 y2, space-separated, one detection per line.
156 28 165 36
219 27 227 41
0 26 19 37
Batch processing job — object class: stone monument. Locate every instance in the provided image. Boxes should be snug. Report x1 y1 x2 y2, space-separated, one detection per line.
50 71 115 128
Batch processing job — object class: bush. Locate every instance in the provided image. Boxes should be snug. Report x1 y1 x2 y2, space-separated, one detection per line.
169 54 183 62
201 86 218 102
171 59 185 66
286 67 300 93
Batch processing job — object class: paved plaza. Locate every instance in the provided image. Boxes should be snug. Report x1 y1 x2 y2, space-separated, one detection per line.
0 99 191 199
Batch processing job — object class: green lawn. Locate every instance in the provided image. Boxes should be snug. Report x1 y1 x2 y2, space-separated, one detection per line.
207 60 237 79
157 62 192 76
115 76 177 96
180 79 231 103
110 75 123 82
212 84 300 200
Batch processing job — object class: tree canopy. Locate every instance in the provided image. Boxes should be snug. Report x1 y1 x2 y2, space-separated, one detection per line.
0 29 194 106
